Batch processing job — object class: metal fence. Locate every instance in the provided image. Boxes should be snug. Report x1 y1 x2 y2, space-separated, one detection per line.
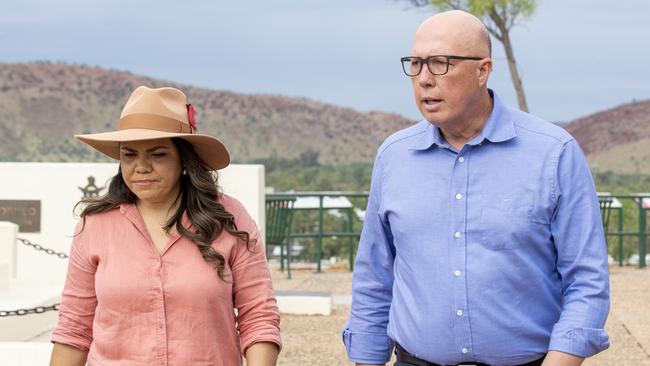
266 192 368 272
267 192 650 271
599 194 649 268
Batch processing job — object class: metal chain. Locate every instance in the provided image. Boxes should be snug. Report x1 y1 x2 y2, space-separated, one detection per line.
3 238 66 317
17 237 69 259
0 304 60 317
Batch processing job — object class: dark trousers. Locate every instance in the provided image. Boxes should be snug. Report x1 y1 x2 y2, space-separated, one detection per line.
394 343 545 366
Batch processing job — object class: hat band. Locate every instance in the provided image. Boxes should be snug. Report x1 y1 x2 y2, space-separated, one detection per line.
118 113 192 134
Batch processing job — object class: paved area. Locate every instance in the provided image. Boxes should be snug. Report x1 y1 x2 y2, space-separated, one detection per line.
272 266 650 366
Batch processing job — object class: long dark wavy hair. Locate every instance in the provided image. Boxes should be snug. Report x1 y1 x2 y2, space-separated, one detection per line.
75 138 251 280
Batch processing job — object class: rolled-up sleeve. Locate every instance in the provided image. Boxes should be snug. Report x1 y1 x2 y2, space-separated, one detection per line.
229 205 282 355
343 153 396 364
51 221 98 351
548 139 610 357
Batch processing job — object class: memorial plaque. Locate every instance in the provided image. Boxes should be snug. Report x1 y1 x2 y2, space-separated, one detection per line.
0 200 41 232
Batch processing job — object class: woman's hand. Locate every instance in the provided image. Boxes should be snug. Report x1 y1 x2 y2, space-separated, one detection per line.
50 343 88 366
244 341 280 366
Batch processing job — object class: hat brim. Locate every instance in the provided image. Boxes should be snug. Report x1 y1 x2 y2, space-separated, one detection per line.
75 129 230 170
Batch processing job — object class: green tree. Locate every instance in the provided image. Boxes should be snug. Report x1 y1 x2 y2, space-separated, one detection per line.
405 0 537 112
298 149 320 168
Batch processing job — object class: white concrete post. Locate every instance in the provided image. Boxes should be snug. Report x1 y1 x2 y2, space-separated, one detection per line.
0 221 19 285
0 262 8 292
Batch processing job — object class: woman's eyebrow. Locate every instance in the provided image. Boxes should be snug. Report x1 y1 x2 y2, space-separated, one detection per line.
147 146 170 152
120 146 170 152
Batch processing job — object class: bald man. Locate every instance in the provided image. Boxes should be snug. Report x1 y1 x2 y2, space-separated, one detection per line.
343 10 609 366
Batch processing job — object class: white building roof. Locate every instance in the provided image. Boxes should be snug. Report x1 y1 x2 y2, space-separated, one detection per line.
629 193 650 209
597 192 623 209
293 196 354 209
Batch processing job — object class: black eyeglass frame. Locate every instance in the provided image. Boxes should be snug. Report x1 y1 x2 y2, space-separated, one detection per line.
400 55 485 76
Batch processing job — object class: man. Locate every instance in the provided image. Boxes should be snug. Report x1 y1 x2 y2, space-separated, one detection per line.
343 10 609 366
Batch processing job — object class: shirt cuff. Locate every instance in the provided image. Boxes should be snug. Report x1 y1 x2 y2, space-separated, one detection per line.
241 331 283 355
342 327 393 364
548 326 610 358
51 324 92 351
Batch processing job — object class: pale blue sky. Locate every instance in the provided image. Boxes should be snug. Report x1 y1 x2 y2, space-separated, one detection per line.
1 0 649 122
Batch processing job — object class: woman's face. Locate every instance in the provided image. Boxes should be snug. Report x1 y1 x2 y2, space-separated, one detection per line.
120 138 183 207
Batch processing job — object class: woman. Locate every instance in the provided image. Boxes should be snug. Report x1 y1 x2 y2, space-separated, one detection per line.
50 86 281 365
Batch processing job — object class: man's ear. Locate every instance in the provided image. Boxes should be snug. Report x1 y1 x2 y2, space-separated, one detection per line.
477 58 493 87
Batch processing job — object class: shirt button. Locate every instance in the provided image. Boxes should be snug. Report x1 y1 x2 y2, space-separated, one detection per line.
461 347 469 354
454 232 461 238
456 309 463 316
455 193 462 200
458 156 465 163
454 270 461 277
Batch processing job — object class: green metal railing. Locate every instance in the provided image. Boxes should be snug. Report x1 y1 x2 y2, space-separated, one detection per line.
265 196 296 278
266 192 368 272
265 192 649 271
599 194 649 268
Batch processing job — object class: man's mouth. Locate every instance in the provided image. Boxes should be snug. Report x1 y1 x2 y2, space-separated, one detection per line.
422 98 443 110
423 98 442 105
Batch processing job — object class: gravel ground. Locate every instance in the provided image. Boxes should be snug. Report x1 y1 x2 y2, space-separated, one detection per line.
30 266 650 365
273 266 650 366
587 266 650 366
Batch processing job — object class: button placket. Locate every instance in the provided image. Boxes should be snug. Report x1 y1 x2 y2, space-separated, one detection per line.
450 149 473 360
153 257 168 365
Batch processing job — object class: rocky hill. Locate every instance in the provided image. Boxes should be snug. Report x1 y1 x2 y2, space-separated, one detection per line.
564 100 650 175
2 62 648 174
0 63 413 164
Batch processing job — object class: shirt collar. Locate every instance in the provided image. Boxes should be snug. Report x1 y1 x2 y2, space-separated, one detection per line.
476 90 517 144
120 202 144 229
119 202 191 235
409 122 440 151
409 89 517 150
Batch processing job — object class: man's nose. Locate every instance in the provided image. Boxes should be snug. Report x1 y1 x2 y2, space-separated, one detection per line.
417 67 436 87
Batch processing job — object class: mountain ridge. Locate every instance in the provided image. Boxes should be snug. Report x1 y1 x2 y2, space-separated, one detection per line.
0 62 414 164
1 62 648 175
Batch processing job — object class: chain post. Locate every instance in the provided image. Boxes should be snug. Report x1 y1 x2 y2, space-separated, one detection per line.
0 239 67 316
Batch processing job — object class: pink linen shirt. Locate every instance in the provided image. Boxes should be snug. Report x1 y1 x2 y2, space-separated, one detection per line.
51 194 281 365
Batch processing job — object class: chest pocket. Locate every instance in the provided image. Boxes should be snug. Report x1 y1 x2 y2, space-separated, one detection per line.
479 193 533 251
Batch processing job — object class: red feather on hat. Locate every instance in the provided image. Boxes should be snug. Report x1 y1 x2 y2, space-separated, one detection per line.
187 104 197 131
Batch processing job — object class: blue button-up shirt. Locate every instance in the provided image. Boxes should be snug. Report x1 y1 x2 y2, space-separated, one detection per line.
343 91 610 365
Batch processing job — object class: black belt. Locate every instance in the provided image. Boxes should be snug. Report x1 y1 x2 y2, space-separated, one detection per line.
395 343 545 366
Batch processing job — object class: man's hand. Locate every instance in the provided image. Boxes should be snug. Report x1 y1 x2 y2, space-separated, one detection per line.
541 350 584 366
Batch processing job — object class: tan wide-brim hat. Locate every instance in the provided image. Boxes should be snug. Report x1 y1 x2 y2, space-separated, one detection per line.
75 86 230 170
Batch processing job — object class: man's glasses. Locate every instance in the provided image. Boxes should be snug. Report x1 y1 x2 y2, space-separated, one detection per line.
400 55 485 76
